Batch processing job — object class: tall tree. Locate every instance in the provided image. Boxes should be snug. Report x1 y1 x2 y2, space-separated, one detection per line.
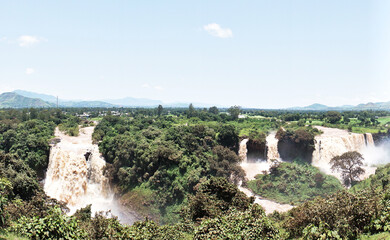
228 106 241 120
157 105 163 117
330 151 365 186
187 103 195 118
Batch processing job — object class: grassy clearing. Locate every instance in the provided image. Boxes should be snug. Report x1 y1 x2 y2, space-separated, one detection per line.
378 116 390 125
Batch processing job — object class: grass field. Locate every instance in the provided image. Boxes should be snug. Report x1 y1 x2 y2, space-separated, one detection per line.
378 116 390 125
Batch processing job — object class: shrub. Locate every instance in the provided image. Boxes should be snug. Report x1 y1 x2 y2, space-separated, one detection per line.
9 207 87 239
194 205 281 239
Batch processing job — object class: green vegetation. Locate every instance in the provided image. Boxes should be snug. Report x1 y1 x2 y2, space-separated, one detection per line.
0 118 55 174
0 107 390 239
247 162 343 205
94 115 245 223
275 127 318 163
351 163 390 193
283 189 385 239
58 115 80 136
331 151 365 186
0 92 53 108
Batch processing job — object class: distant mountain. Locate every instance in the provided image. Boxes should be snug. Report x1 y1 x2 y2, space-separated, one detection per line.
104 97 163 107
0 92 54 108
60 101 116 108
288 101 390 111
13 90 58 103
14 89 219 108
355 102 390 110
14 90 116 108
289 103 329 111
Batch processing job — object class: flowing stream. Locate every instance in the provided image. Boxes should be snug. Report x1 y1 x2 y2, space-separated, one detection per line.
238 136 293 214
44 126 137 224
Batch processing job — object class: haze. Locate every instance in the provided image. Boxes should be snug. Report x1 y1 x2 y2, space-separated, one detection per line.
1 0 390 108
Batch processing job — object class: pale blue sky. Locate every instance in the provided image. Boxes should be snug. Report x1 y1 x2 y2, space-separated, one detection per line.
0 0 389 108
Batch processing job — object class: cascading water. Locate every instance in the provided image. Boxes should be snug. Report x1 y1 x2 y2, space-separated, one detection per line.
312 126 377 180
239 138 249 162
365 133 375 147
266 132 280 161
239 138 271 180
238 137 292 214
44 126 137 224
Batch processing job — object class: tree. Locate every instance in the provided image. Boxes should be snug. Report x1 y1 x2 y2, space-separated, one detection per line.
187 103 196 118
157 105 163 117
330 151 365 186
228 106 241 120
326 111 342 124
208 106 219 115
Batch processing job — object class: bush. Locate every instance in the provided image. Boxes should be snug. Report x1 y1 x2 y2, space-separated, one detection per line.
247 162 342 205
9 207 87 239
194 205 281 239
284 190 382 239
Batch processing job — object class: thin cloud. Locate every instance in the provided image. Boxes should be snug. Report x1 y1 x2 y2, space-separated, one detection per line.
154 85 164 91
142 83 164 91
25 68 35 75
18 35 47 47
203 23 233 38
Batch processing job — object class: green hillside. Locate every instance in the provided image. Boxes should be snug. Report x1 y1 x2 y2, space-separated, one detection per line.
0 92 53 108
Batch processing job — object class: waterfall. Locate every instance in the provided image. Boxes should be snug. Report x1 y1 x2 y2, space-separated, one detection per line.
266 132 280 160
44 127 136 224
237 138 292 214
239 138 249 162
365 133 375 147
312 126 377 180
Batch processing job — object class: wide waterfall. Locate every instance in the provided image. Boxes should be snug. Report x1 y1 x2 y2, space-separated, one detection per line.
44 126 137 224
312 126 377 180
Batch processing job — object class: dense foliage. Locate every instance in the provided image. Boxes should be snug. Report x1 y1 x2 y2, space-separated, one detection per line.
247 161 343 205
94 115 245 223
351 163 390 193
283 190 384 239
0 108 390 239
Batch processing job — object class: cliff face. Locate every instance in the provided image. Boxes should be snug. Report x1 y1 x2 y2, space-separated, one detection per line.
372 130 390 145
276 129 315 163
246 139 267 161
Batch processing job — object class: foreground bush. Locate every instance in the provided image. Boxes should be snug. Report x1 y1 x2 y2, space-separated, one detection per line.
9 207 87 239
194 205 281 239
284 190 382 239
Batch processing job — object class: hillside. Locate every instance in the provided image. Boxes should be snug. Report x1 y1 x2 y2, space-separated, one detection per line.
288 101 390 111
0 92 53 108
14 90 116 108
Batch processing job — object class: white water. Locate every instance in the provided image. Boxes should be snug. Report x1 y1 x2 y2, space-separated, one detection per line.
361 140 390 166
238 184 293 214
312 126 377 181
266 132 280 161
44 127 137 224
239 138 272 180
238 138 293 214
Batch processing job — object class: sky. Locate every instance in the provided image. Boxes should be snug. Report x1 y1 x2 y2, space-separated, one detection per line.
0 0 390 108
